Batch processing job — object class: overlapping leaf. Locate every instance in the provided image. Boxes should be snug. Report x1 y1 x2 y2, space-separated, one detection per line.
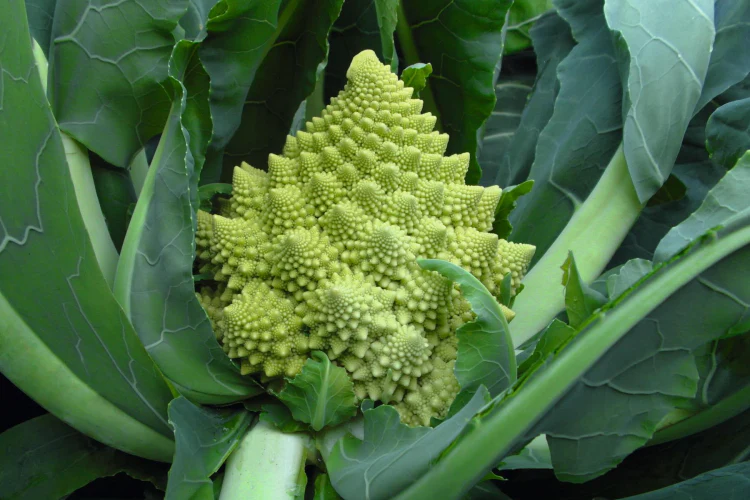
165 397 252 500
49 0 188 167
0 2 174 462
504 1 555 55
114 41 261 404
396 0 512 184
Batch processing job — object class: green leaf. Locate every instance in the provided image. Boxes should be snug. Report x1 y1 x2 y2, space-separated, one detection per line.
509 0 624 263
277 351 357 431
114 41 261 404
24 0 57 57
419 260 517 397
655 151 750 263
492 11 575 188
178 0 218 41
327 387 490 500
0 415 168 500
398 217 750 497
259 403 311 433
49 0 187 167
707 99 750 169
165 397 252 500
198 183 233 211
492 180 533 240
504 0 554 55
516 319 576 380
694 0 750 112
604 0 715 203
325 0 399 100
619 462 750 500
90 158 138 251
611 105 728 266
605 258 653 301
217 0 345 181
0 2 174 462
314 474 342 500
561 253 607 328
497 435 552 471
401 63 432 96
477 53 536 187
396 0 513 184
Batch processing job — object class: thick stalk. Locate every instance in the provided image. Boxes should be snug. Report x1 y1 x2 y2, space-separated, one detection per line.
395 223 750 500
128 149 149 197
510 145 644 347
32 38 119 286
220 421 311 500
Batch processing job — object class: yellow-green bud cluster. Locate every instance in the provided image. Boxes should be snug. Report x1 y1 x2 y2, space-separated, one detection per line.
195 50 535 426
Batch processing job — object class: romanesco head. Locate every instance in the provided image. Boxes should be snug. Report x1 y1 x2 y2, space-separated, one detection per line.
196 50 535 426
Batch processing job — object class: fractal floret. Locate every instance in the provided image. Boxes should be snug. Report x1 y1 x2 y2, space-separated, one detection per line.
195 50 535 426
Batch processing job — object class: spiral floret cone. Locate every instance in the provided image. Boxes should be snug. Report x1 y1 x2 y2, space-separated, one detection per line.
195 50 535 426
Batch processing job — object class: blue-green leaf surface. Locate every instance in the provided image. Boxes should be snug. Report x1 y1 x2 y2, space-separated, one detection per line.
277 351 357 431
504 0 555 55
419 260 516 397
707 99 750 169
49 0 188 167
508 0 624 262
220 0 345 179
0 2 174 462
604 0 715 203
0 414 168 500
396 0 512 184
165 397 252 500
655 151 750 263
326 387 489 500
114 41 262 403
24 0 57 56
491 11 575 188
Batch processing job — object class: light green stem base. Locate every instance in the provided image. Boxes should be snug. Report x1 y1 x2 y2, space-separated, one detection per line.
220 421 311 500
510 145 644 347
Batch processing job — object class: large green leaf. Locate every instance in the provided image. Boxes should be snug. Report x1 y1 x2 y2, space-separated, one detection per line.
24 0 57 56
165 397 252 500
477 52 535 186
327 387 489 500
604 0 714 203
419 260 516 397
277 351 358 431
325 0 399 100
655 151 750 263
0 415 168 500
620 462 750 500
0 2 174 462
49 0 188 167
114 40 261 404
694 0 750 112
508 0 624 263
217 0 345 180
504 1 555 55
396 0 512 184
707 99 750 169
397 217 750 498
491 11 575 188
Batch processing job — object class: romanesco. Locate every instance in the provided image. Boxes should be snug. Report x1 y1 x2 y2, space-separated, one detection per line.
195 50 535 426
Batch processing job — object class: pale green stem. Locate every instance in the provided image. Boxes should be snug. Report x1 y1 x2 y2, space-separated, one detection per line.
32 38 119 287
396 223 750 499
648 382 750 447
128 149 149 197
510 145 644 347
220 421 312 500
